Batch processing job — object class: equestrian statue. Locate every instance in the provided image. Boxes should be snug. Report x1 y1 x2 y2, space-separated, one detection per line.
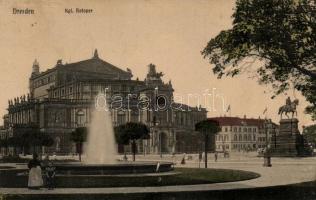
278 97 299 119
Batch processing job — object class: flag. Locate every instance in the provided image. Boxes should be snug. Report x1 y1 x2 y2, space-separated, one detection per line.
263 107 268 115
226 105 231 112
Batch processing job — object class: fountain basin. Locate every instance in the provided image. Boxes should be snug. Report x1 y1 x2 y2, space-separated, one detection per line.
54 161 174 175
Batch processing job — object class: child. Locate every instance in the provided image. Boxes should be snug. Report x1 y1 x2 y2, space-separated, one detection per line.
45 161 56 190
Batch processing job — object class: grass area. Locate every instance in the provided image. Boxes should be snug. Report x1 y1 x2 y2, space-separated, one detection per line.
174 168 260 184
0 168 259 188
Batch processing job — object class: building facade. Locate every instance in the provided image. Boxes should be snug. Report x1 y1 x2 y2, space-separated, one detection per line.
208 116 278 152
0 50 207 155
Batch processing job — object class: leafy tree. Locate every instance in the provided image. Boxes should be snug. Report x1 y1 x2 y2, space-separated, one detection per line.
40 134 54 155
7 136 21 156
202 0 316 119
114 125 130 155
71 127 88 162
0 139 5 148
25 130 43 154
303 124 316 147
0 139 7 155
41 135 54 147
195 119 220 168
20 132 31 155
4 127 54 156
114 122 150 161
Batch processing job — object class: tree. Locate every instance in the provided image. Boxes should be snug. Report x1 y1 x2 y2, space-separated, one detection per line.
71 127 88 162
114 125 131 156
20 132 31 155
195 119 220 168
25 130 43 154
114 122 150 161
202 0 316 119
0 139 7 154
303 124 316 147
8 135 23 156
40 134 54 154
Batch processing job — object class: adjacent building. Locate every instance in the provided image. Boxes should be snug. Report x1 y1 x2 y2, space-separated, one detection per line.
208 116 278 152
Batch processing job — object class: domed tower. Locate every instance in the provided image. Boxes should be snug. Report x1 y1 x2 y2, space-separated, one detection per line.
31 59 40 76
29 59 40 99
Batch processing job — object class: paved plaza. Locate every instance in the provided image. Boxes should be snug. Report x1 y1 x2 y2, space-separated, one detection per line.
0 153 315 195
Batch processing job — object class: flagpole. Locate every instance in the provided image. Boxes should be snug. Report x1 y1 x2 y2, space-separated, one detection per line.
226 105 231 117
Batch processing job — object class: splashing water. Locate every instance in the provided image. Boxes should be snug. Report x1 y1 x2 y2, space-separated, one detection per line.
84 92 117 164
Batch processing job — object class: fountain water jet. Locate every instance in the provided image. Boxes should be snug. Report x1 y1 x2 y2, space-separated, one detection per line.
84 92 117 164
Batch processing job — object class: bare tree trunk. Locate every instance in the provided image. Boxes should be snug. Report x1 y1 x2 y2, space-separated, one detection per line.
132 140 136 161
78 143 82 162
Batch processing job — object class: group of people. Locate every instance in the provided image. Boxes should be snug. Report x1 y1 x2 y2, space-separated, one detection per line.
27 154 56 190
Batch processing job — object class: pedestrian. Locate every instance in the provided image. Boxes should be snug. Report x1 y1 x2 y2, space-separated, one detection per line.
181 153 186 165
123 153 128 161
214 152 218 162
27 153 43 190
45 161 56 190
199 152 202 162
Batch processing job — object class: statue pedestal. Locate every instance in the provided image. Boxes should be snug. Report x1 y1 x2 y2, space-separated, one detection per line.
270 118 312 157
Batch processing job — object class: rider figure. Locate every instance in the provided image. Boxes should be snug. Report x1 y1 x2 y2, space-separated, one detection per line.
286 97 291 107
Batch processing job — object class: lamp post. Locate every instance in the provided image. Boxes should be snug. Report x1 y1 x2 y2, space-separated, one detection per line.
153 86 163 158
263 118 272 167
160 132 162 158
264 119 268 148
273 124 277 148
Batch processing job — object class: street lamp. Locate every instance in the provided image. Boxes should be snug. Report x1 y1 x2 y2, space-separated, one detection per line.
153 86 163 158
263 118 272 167
264 119 268 148
160 132 162 158
273 124 277 148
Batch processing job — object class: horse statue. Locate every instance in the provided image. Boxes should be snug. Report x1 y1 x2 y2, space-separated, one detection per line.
278 97 299 119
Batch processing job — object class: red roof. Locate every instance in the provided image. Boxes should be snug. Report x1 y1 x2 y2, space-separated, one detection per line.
208 117 265 127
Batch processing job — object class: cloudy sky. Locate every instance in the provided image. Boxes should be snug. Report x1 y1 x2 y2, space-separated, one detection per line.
0 0 313 128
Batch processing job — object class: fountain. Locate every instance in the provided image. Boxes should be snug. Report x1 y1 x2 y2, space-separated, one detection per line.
84 92 117 164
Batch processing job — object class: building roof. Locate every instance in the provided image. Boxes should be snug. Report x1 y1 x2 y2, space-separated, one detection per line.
31 49 132 80
61 58 131 77
208 116 266 127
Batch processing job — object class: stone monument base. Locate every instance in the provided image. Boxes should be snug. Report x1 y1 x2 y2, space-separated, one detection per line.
270 118 312 157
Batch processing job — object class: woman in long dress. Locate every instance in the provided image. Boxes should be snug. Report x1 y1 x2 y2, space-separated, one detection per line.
28 153 43 189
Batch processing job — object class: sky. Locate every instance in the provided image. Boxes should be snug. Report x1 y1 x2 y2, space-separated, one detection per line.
0 0 314 128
